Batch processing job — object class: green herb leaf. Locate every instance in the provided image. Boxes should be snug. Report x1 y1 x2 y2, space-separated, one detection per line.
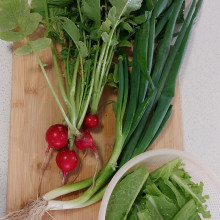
61 17 88 57
0 31 24 42
31 0 45 18
0 0 42 42
108 6 117 25
120 22 133 32
15 37 51 55
15 44 32 55
101 32 110 43
106 166 149 220
132 12 150 24
119 40 132 47
109 0 143 18
82 0 100 27
99 19 112 34
20 13 42 36
62 18 80 43
78 41 88 58
110 38 118 46
30 37 51 52
0 0 29 31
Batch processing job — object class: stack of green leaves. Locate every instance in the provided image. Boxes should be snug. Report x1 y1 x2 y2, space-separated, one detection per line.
106 158 211 220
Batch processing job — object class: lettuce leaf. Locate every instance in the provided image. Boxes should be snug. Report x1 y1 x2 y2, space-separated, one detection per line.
170 169 211 218
150 158 182 181
106 166 149 220
157 179 187 207
172 199 198 220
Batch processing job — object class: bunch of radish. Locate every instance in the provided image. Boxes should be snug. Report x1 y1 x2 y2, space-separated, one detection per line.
45 113 99 182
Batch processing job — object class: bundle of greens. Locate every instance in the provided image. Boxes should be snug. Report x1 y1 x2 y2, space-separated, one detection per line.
106 159 210 220
0 0 205 219
0 0 148 181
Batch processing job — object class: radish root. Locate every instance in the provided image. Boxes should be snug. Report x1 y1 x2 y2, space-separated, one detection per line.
92 152 100 190
38 150 52 196
0 198 52 220
72 149 88 183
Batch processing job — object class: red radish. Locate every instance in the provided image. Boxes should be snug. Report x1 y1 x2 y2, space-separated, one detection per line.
74 130 99 188
56 149 78 183
45 124 68 152
74 130 97 153
84 113 99 129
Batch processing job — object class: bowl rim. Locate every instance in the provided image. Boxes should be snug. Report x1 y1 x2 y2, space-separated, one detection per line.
98 149 220 220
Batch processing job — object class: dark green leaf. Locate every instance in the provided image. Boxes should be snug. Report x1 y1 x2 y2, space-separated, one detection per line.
120 22 133 32
119 40 132 47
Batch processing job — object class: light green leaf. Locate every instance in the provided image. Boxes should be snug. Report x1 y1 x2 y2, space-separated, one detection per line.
135 196 164 220
81 0 100 26
108 6 117 25
173 199 197 220
30 37 51 52
106 166 149 220
150 158 182 181
0 0 29 31
0 31 24 42
99 19 112 33
109 0 143 18
78 41 88 58
120 22 133 32
15 44 32 55
171 170 211 218
110 39 118 46
61 17 80 44
0 0 42 42
119 40 132 47
137 210 155 220
101 32 110 43
20 13 42 36
31 0 45 18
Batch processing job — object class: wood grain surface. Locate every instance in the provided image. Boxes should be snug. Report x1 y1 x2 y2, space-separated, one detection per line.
7 28 183 219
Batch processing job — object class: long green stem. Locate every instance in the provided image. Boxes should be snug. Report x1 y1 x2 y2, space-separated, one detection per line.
77 48 100 129
50 42 72 111
76 0 86 43
70 56 80 128
43 0 50 30
32 50 74 131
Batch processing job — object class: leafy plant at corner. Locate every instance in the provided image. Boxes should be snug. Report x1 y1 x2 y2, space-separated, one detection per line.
0 0 51 51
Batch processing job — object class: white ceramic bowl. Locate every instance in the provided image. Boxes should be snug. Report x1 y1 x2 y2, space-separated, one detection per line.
98 149 220 220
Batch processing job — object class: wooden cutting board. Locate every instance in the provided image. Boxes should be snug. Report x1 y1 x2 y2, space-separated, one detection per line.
7 28 183 219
